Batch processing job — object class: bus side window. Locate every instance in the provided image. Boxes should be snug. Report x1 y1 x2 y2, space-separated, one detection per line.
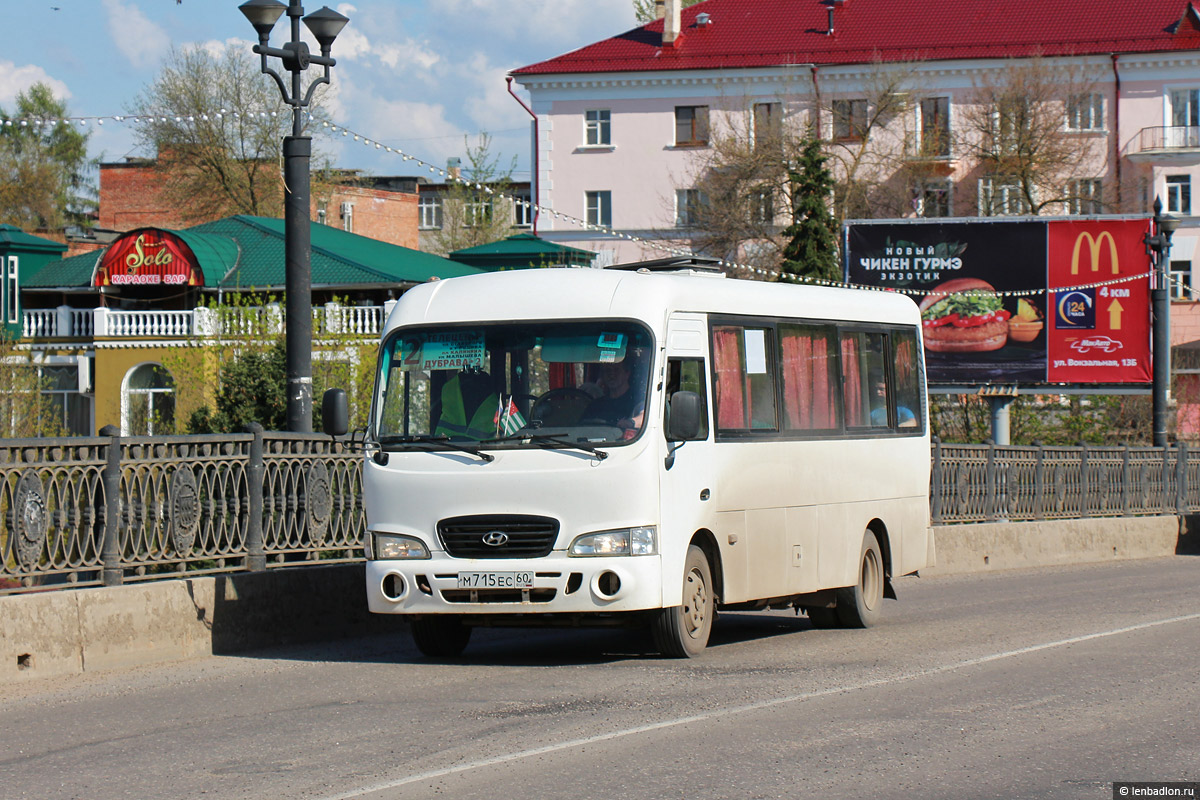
892 330 922 430
666 358 709 440
841 330 889 429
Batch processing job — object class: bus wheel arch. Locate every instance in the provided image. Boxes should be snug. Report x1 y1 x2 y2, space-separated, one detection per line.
866 518 897 599
690 529 723 605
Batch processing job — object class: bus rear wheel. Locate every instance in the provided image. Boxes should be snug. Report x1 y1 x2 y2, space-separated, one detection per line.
652 544 714 658
411 617 472 658
834 530 885 628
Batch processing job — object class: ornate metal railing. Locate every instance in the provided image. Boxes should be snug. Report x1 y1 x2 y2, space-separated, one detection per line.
1135 125 1200 153
932 441 1191 524
4 436 1197 594
1 426 363 594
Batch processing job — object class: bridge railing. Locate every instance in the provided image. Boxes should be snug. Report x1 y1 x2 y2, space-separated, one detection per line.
3 437 1196 594
1 426 362 594
931 440 1189 523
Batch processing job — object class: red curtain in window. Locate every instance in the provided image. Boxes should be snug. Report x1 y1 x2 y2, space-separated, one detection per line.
713 327 746 428
549 363 574 391
782 330 837 430
841 336 864 427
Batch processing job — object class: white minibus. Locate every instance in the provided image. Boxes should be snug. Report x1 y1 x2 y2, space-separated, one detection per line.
333 265 931 658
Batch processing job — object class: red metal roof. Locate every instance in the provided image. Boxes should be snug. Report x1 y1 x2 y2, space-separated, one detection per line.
512 0 1200 76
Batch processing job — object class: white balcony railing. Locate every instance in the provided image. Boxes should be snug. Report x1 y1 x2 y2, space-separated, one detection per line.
21 303 391 340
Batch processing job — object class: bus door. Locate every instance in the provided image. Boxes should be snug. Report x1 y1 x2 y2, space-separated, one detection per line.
658 314 741 605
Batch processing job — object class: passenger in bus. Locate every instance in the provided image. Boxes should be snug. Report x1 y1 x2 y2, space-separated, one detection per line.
869 379 917 427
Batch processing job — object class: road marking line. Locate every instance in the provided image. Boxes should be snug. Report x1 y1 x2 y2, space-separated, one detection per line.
321 612 1200 799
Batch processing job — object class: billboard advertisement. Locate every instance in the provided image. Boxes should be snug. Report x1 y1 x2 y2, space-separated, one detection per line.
844 218 1153 386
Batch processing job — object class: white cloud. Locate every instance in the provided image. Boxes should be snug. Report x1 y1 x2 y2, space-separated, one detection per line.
0 62 71 107
101 0 171 69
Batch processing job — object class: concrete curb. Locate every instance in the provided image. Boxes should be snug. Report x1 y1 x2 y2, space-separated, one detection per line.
925 515 1187 576
2 516 1195 683
0 564 405 684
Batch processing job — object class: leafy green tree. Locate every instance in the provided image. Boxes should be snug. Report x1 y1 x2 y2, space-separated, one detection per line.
780 139 839 282
0 83 95 230
429 132 518 256
129 44 335 224
187 340 288 433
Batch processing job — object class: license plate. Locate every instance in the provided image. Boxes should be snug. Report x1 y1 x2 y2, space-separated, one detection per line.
456 571 535 589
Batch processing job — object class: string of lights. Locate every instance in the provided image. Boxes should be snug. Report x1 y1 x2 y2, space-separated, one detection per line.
6 109 1166 300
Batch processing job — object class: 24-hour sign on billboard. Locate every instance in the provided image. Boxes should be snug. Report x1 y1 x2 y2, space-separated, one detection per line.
1046 220 1152 383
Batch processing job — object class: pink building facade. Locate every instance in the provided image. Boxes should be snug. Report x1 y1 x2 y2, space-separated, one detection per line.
511 0 1200 285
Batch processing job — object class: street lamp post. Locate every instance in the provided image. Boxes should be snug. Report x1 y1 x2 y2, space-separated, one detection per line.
239 0 348 432
1145 197 1179 448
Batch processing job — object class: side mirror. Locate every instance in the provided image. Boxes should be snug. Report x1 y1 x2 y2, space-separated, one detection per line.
321 388 349 437
666 390 701 442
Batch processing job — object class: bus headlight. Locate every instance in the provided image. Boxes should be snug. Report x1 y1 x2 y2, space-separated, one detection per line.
374 533 430 560
569 526 657 556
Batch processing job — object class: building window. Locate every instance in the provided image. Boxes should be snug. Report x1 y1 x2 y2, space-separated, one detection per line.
916 181 951 217
1171 89 1200 127
340 201 354 233
585 190 612 228
675 188 707 227
513 190 533 228
832 99 868 141
918 97 951 157
1167 175 1191 215
465 197 493 228
1169 260 1193 300
1066 93 1105 131
123 363 175 436
1068 178 1104 215
6 255 17 324
674 105 709 145
418 194 443 230
979 177 1032 216
316 200 328 225
585 109 611 145
753 102 782 150
749 188 774 225
0 362 90 436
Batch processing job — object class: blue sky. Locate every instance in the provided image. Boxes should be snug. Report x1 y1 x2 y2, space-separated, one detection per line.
5 0 638 182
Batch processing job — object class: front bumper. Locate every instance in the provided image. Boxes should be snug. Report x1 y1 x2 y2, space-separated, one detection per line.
365 554 664 615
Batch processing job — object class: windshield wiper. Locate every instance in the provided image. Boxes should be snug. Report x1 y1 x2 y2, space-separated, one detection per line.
378 434 494 462
482 432 609 460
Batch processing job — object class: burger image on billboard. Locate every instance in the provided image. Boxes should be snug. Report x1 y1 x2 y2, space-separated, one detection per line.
919 278 1011 353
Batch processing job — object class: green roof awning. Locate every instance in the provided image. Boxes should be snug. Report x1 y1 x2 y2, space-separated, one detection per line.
449 233 595 270
21 215 483 291
0 225 68 256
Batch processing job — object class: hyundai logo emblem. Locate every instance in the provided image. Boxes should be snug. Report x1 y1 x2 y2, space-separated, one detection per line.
482 531 509 547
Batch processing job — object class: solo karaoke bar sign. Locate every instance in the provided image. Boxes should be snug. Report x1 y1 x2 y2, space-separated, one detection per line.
93 229 204 288
845 217 1153 387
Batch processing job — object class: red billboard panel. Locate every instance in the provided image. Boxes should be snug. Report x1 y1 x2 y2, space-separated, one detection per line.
93 229 203 288
1046 219 1151 383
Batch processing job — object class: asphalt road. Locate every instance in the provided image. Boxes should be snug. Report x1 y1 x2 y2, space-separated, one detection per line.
2 557 1199 800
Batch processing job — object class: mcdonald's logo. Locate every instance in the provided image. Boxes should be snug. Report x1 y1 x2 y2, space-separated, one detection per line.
1070 230 1119 275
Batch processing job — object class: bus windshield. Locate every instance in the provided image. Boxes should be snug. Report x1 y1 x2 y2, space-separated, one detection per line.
374 320 654 449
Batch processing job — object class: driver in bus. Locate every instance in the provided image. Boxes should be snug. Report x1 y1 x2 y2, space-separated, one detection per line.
584 357 643 437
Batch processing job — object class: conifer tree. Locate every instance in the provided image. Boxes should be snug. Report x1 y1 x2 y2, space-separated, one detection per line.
780 138 839 282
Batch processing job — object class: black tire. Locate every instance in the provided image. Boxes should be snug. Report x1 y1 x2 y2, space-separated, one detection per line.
411 617 472 658
834 530 885 629
651 544 714 658
806 607 840 629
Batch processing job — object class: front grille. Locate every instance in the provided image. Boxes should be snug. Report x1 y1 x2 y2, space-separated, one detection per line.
440 588 558 604
437 514 559 559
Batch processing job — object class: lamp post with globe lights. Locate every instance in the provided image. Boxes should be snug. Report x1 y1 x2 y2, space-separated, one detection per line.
239 0 348 432
1145 197 1179 448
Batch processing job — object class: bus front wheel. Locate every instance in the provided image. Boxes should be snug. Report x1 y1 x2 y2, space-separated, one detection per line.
652 544 714 658
834 530 885 629
411 617 472 658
